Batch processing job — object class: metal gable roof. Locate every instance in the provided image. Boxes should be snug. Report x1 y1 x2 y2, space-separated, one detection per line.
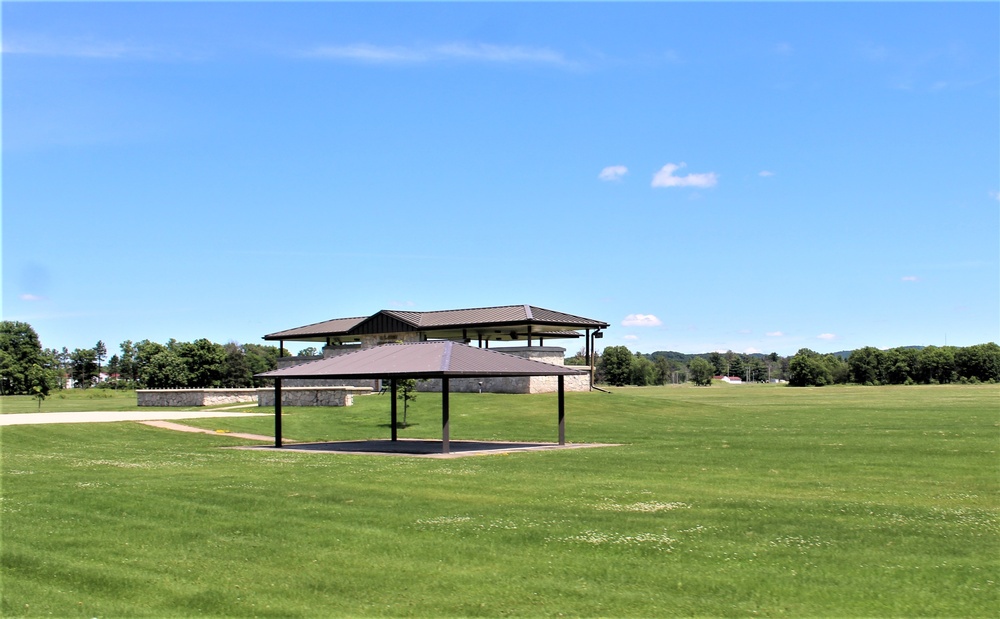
264 316 367 340
263 304 609 342
257 341 587 380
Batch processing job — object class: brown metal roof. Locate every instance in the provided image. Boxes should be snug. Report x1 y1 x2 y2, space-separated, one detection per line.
257 341 587 380
263 304 609 342
264 316 367 340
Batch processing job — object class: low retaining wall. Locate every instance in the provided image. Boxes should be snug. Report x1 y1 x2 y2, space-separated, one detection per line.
257 386 373 407
137 389 258 407
415 374 591 395
138 387 374 407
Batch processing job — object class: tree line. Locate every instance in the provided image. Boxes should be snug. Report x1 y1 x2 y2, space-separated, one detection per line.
0 321 296 396
589 343 999 388
3 320 997 396
789 344 1000 387
588 347 786 387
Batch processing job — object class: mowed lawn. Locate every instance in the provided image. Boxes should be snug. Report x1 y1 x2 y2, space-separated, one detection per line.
1 384 997 617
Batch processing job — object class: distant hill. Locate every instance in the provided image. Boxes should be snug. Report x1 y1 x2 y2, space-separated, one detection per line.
647 347 927 363
831 346 925 360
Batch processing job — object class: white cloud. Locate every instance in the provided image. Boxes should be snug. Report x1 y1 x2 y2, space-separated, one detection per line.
622 314 662 327
303 42 569 67
623 334 639 341
744 347 762 354
19 293 45 302
817 333 837 341
651 163 718 189
901 276 920 282
599 165 628 181
990 190 1000 202
758 170 775 177
766 331 784 337
3 36 161 60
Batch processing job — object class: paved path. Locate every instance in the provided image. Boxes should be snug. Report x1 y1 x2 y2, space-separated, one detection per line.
0 410 269 427
138 420 279 442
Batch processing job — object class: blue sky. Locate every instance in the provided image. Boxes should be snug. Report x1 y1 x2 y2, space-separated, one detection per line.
3 2 998 357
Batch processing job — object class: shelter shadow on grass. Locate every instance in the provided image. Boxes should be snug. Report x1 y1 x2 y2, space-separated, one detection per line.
229 439 619 458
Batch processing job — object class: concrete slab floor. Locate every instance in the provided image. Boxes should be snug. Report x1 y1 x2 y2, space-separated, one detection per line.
228 439 621 458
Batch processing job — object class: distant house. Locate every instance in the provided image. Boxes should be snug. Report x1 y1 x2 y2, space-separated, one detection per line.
713 375 743 384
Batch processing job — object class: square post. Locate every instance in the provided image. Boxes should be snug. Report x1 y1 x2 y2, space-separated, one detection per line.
558 375 565 445
274 378 283 448
390 378 398 441
442 377 450 454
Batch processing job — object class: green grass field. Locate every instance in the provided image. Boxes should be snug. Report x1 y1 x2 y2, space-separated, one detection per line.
2 384 997 617
1 389 185 414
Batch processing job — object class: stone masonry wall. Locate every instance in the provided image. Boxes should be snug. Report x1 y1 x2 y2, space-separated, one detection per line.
414 346 590 394
137 389 258 407
257 386 373 407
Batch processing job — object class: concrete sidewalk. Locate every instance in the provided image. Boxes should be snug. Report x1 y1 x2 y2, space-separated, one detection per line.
0 410 269 426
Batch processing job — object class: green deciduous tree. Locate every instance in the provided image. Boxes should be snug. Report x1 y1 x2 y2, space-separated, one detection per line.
689 357 714 386
598 346 633 387
221 342 252 388
0 321 52 395
788 349 834 387
849 346 884 385
915 346 955 384
955 343 1000 383
142 349 191 389
630 353 657 386
397 378 417 427
70 348 99 388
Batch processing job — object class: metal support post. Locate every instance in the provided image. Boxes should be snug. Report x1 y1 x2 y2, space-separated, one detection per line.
274 379 283 448
558 375 565 445
442 377 450 454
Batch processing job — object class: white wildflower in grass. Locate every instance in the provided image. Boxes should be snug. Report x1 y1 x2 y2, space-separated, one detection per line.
414 516 472 526
768 536 833 551
596 501 691 513
557 530 678 549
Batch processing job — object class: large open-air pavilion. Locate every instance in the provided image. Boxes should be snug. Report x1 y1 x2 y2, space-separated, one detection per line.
255 340 600 455
263 304 609 394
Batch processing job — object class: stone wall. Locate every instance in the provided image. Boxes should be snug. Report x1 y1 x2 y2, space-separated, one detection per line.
414 346 591 394
414 373 590 394
257 386 373 407
137 389 258 407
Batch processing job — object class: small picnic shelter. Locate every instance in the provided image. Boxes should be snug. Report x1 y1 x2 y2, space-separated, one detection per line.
256 341 587 454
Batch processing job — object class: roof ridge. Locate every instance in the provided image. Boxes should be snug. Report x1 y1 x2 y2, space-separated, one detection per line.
440 341 453 372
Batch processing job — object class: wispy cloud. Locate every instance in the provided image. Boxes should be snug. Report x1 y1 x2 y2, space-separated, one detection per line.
301 42 571 67
599 165 628 181
652 163 718 189
758 170 775 177
817 333 837 341
766 331 784 337
2 35 163 60
19 293 46 302
623 334 639 341
622 314 662 327
901 275 920 282
990 190 1000 202
773 42 793 55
